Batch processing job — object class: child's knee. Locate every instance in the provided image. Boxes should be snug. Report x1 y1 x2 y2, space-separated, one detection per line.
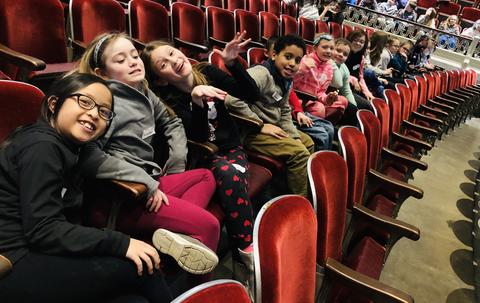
200 212 221 240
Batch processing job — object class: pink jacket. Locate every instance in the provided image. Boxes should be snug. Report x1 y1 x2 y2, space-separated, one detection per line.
293 52 333 104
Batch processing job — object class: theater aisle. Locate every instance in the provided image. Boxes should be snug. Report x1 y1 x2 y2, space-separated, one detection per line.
380 118 480 303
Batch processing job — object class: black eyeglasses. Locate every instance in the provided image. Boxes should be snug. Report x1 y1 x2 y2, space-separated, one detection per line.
69 93 115 121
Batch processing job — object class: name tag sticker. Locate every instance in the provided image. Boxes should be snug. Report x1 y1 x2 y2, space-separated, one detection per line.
272 91 283 102
142 126 156 139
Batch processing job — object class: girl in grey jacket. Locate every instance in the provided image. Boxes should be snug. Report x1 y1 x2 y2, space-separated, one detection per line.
77 33 220 274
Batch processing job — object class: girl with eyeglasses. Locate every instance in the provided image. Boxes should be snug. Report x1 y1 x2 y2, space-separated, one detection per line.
293 33 349 124
76 32 221 276
0 73 173 303
345 30 376 102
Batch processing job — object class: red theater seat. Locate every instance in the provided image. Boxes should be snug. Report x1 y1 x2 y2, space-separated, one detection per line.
129 0 171 47
0 80 45 141
171 279 251 303
0 0 74 83
253 195 317 303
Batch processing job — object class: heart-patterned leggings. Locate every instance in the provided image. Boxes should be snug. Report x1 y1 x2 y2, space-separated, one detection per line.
207 146 253 250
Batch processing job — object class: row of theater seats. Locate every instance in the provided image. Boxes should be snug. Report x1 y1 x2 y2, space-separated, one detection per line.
116 0 298 16
1 66 479 302
0 0 357 85
414 0 480 26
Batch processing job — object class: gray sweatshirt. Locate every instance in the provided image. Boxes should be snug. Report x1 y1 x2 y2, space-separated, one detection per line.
225 65 299 139
81 80 187 196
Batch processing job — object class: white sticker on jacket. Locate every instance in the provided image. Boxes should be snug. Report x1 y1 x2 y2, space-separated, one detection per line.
142 126 156 139
232 164 246 173
272 91 283 102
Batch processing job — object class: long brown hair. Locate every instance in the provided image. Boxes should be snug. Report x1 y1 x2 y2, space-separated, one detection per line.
141 41 209 89
369 32 389 66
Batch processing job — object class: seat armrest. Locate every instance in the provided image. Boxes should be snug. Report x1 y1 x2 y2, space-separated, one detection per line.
208 36 228 48
247 40 266 48
368 169 423 200
434 95 460 107
401 121 438 138
229 112 264 132
187 140 219 156
324 258 414 303
110 180 148 200
132 39 146 50
381 147 428 172
419 104 449 118
427 99 454 111
173 38 209 53
411 112 446 127
352 204 420 241
246 151 284 173
392 132 432 151
72 40 87 51
0 43 46 80
294 89 316 102
441 92 465 102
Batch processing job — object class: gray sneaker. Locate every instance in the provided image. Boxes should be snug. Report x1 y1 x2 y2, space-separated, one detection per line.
152 229 219 275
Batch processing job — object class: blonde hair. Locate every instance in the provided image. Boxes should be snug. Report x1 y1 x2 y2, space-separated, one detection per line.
141 40 209 89
77 32 130 74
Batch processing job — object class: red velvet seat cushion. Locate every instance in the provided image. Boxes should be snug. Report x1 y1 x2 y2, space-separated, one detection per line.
247 162 272 197
382 165 405 181
344 236 385 279
405 129 423 139
365 194 396 243
331 237 386 303
368 194 395 217
392 142 415 156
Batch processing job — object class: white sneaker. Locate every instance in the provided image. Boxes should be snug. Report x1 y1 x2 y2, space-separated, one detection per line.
152 229 219 275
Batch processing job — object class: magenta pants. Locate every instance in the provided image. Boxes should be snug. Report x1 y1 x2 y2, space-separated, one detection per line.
87 169 220 251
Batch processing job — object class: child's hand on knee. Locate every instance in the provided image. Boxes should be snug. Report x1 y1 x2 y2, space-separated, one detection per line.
297 112 314 128
126 238 161 276
146 189 169 212
261 123 289 139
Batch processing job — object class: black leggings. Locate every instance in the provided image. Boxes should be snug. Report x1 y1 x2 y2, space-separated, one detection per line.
0 252 172 303
206 146 253 251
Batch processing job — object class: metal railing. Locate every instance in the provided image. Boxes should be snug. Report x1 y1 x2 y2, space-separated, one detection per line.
343 5 479 59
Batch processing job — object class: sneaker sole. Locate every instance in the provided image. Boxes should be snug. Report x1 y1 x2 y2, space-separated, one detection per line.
152 230 219 275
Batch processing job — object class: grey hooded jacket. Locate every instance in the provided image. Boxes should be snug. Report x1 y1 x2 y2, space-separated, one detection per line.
81 80 187 196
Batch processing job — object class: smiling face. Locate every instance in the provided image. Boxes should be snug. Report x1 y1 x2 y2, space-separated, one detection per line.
333 43 351 64
448 15 458 26
149 45 193 85
99 37 145 88
51 83 112 144
315 39 335 61
272 44 304 79
350 34 366 53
